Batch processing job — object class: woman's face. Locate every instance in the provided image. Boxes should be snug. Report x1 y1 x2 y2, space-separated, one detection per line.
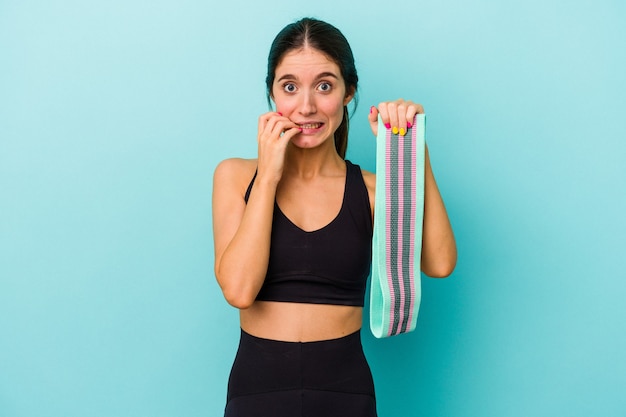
272 47 353 151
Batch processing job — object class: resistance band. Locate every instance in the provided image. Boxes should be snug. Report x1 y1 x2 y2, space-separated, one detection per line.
370 114 426 338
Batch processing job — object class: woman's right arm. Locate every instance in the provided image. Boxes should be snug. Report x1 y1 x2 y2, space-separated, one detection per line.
212 158 276 309
212 112 300 309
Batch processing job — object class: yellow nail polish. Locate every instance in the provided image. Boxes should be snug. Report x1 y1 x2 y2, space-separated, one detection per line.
392 126 399 135
399 128 406 136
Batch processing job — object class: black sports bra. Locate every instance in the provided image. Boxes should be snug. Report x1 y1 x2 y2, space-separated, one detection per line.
244 160 373 306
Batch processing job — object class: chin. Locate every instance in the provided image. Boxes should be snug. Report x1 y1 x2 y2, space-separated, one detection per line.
291 134 329 150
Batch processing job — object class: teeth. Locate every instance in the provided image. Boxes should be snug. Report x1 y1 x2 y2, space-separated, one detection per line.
299 123 322 129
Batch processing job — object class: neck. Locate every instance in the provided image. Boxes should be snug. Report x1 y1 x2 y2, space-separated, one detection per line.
283 140 345 179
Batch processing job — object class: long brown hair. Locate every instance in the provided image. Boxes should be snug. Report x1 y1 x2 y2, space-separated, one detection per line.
265 18 359 159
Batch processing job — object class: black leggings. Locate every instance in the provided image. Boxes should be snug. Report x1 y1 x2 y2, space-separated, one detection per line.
225 329 377 417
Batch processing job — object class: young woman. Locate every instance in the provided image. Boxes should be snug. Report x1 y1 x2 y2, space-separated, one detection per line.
212 17 456 417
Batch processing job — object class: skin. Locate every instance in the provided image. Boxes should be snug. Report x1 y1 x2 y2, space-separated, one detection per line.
212 47 457 342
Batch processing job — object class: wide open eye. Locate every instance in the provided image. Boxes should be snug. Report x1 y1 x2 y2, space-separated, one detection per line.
318 82 332 92
283 83 297 93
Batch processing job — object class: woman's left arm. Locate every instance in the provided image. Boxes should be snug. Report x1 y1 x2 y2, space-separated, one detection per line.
369 99 457 278
420 145 457 277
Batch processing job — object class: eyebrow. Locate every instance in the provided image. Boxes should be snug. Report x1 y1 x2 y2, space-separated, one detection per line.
276 72 339 83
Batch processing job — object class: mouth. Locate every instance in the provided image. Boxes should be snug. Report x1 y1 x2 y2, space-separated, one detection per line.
298 122 324 130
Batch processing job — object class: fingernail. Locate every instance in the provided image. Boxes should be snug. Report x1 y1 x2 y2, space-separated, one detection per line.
399 128 406 136
370 106 375 114
278 112 283 116
392 126 399 135
384 123 391 129
407 121 413 129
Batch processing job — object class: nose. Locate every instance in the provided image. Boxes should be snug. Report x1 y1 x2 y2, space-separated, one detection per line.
298 90 316 116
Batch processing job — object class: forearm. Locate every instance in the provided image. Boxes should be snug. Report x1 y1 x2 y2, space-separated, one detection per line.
215 178 277 308
420 147 457 277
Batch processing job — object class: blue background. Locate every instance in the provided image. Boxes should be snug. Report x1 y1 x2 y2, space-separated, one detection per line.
1 0 625 416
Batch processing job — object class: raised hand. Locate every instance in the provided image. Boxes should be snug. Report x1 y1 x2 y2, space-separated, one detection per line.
368 99 425 137
256 111 301 184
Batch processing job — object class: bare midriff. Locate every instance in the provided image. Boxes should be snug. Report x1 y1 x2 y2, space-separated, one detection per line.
240 301 363 342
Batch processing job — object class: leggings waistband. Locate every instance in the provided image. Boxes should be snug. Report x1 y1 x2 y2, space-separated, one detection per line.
239 328 362 347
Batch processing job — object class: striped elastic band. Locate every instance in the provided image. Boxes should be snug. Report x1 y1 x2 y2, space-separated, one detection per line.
370 114 426 338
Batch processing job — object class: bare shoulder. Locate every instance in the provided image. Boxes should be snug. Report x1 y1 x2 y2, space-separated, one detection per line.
214 157 257 177
213 158 258 196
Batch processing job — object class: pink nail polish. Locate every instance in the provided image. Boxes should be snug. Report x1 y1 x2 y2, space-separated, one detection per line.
384 123 391 129
407 121 413 129
278 112 283 116
370 106 375 114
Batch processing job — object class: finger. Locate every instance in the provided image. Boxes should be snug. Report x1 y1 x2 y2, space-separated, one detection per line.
258 112 282 140
385 101 400 135
377 102 391 130
406 102 424 129
270 119 299 139
258 113 270 135
280 126 302 143
259 113 289 137
406 104 417 128
368 106 379 137
397 101 408 136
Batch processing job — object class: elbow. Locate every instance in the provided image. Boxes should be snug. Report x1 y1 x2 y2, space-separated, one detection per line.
424 262 456 278
223 291 256 310
218 276 257 309
422 251 457 279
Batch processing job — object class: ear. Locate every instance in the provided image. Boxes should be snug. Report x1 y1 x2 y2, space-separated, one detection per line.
343 87 355 106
